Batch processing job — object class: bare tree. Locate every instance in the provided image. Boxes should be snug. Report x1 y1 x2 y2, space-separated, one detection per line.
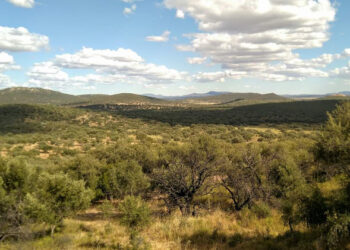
152 136 224 216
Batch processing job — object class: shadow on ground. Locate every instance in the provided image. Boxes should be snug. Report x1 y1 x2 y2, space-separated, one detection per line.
84 100 340 127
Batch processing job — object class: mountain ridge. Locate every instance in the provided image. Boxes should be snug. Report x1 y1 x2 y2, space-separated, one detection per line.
1 87 348 106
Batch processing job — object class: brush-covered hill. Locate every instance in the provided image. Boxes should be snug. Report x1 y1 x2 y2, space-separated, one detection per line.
180 92 288 105
0 87 84 105
0 87 168 106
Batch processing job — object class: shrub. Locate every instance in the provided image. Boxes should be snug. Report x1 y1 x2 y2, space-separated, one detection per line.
118 196 150 231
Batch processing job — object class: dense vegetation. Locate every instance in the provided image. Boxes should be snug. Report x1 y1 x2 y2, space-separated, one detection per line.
87 99 342 126
0 99 349 249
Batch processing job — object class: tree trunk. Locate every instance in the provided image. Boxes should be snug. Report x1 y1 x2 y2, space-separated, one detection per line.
50 225 56 237
288 220 294 233
185 203 192 216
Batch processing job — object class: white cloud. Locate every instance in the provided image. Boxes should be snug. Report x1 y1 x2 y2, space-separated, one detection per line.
146 31 170 42
193 70 247 83
164 0 335 34
331 61 350 80
123 4 137 15
6 0 34 8
0 52 20 72
176 10 185 19
0 73 14 88
342 49 350 58
27 47 186 88
187 57 207 65
164 0 338 82
0 26 49 52
0 52 20 88
27 62 69 86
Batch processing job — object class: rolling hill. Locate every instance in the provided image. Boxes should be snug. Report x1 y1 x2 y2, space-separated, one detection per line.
0 87 169 106
0 87 84 105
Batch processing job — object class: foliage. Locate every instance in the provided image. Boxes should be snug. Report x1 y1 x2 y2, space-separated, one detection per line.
316 101 350 168
98 160 149 200
0 101 349 249
153 135 224 215
118 196 150 231
23 173 93 235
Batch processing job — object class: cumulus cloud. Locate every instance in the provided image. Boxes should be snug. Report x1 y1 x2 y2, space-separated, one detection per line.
0 52 20 72
146 31 170 42
331 61 350 80
0 52 20 87
165 0 335 34
27 47 186 88
123 4 137 15
164 0 338 81
0 73 14 87
0 26 49 52
6 0 34 8
187 57 207 65
176 10 185 19
27 62 69 85
193 70 247 83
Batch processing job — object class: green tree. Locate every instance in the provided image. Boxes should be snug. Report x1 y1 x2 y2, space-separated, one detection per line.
98 160 149 200
24 173 93 236
65 155 103 198
316 101 350 174
0 158 36 241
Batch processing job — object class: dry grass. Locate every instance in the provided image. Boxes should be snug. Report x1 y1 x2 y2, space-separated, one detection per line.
0 205 293 250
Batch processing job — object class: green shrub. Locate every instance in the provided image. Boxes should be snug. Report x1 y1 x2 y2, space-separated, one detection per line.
118 196 150 231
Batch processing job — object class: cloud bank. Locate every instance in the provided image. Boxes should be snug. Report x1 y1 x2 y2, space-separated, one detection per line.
165 0 339 82
0 26 49 52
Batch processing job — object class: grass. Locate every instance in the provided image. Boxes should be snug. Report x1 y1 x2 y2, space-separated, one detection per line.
1 205 318 250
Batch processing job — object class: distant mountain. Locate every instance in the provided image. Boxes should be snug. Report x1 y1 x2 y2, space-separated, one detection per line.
283 91 350 99
283 94 324 99
336 91 350 96
0 87 84 105
144 91 231 100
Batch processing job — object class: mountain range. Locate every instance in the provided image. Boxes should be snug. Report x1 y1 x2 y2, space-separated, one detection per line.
0 87 349 106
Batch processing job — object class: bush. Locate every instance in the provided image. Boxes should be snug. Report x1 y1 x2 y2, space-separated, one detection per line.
251 203 271 219
118 196 150 231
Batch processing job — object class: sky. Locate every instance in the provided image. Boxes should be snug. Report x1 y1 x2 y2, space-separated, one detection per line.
0 0 350 96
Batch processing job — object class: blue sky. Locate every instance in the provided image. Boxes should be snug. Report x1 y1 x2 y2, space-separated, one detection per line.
0 0 349 95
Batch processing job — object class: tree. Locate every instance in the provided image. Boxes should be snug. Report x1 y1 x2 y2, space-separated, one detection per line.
0 158 35 241
220 144 267 211
64 155 103 198
153 136 224 216
315 101 350 174
98 160 149 200
24 173 93 236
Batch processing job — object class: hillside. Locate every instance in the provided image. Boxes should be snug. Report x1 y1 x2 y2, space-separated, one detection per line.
180 92 288 105
0 88 169 106
0 87 84 105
